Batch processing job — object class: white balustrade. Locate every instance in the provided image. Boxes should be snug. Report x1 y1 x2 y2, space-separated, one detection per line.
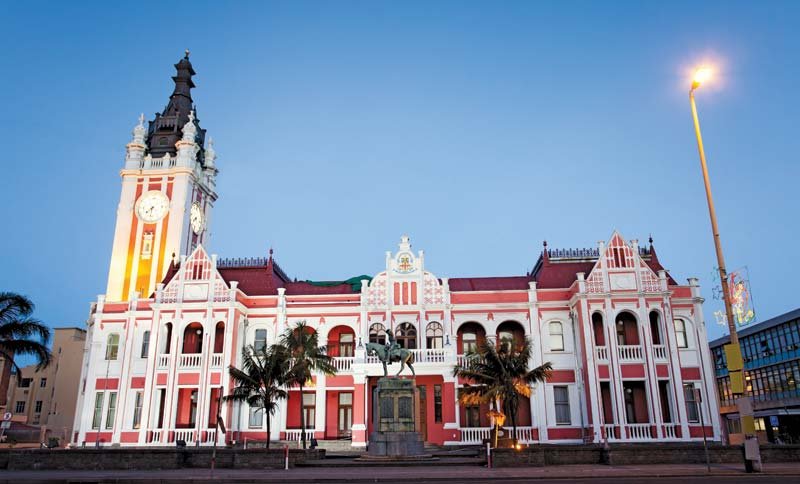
202 429 217 443
459 427 491 444
652 345 667 361
410 349 447 363
171 429 196 444
157 354 171 369
147 430 163 443
285 428 314 441
366 354 380 364
595 346 609 361
663 423 678 440
333 357 354 372
602 424 618 441
512 426 536 444
179 354 202 369
211 353 224 368
627 423 653 440
617 345 643 362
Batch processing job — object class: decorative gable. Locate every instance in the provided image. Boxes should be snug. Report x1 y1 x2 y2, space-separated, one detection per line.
583 231 665 294
159 245 230 303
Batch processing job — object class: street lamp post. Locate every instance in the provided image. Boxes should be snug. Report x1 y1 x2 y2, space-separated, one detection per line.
688 67 761 472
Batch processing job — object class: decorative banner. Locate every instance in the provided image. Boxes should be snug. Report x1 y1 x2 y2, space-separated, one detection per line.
728 267 756 328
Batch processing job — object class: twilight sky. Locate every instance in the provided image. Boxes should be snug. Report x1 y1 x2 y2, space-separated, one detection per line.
1 1 798 345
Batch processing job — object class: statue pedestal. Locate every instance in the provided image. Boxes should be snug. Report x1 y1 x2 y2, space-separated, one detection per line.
365 377 428 458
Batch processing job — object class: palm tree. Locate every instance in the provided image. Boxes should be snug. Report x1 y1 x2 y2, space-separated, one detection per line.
453 337 551 444
280 321 336 450
0 292 52 377
225 344 289 449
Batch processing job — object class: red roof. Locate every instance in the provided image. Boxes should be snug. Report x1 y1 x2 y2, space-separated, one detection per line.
218 267 284 295
448 276 532 292
534 261 595 289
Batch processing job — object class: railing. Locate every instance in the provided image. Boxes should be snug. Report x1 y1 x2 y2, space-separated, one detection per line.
652 345 667 361
366 354 380 364
147 430 163 443
617 345 643 362
602 424 618 441
456 354 481 368
333 357 355 372
211 353 224 368
179 354 202 369
411 349 447 363
627 423 653 440
459 427 491 444
512 426 536 444
663 423 679 439
157 354 171 369
284 428 315 441
202 429 217 443
170 429 196 444
595 346 608 362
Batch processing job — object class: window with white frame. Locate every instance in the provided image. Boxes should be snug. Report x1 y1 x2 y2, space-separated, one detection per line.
105 392 117 429
303 393 316 429
554 386 571 424
254 329 267 352
426 322 444 349
675 319 688 348
684 383 700 423
141 330 151 358
549 322 565 351
92 393 104 429
249 406 264 428
105 333 120 360
132 391 144 429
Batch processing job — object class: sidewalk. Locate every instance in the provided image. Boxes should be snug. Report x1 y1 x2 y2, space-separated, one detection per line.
2 463 800 483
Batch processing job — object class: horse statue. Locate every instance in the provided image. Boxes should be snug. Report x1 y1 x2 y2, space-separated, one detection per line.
365 341 416 377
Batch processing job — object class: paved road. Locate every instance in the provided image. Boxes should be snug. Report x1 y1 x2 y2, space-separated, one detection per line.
2 463 799 483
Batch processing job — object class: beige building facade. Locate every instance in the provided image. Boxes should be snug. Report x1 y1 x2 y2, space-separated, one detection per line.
6 327 86 443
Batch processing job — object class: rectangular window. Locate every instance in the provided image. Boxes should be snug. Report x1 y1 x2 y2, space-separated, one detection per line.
248 406 264 428
132 391 144 429
40 378 47 388
105 392 117 429
675 320 688 349
303 393 316 429
726 417 741 435
338 392 353 437
339 333 354 357
106 334 120 360
92 393 104 429
141 331 151 358
19 378 32 388
554 386 571 425
254 329 267 352
465 405 481 427
684 384 699 423
14 401 25 413
34 400 43 413
434 385 442 423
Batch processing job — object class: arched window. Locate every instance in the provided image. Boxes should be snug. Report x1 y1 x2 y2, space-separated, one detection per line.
615 312 640 346
649 311 662 345
458 322 485 354
549 322 564 351
214 322 225 354
496 320 525 350
426 322 443 349
105 334 120 360
182 323 203 354
140 331 151 358
369 323 387 345
592 313 605 346
254 329 267 352
674 319 688 348
395 323 417 349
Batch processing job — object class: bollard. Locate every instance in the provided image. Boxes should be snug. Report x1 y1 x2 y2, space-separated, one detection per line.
486 442 492 468
284 444 289 470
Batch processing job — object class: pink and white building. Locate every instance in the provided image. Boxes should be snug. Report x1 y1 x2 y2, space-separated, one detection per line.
72 55 722 448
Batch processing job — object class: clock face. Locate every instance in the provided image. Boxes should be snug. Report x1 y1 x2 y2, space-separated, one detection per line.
135 191 169 223
190 202 205 234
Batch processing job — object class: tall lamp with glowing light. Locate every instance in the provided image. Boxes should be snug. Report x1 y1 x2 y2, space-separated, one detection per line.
689 67 761 472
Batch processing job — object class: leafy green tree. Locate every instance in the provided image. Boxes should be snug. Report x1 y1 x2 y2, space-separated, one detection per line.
0 292 52 377
225 344 289 449
280 321 336 449
453 337 551 443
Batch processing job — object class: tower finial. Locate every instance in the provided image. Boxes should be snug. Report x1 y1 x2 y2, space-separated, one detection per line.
185 49 190 59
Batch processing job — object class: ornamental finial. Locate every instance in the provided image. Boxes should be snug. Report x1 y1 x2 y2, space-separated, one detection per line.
185 49 190 59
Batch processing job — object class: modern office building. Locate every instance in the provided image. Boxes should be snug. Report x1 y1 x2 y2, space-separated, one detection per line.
710 307 800 444
71 54 722 448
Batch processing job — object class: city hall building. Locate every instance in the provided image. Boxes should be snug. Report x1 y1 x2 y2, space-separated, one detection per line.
72 55 722 448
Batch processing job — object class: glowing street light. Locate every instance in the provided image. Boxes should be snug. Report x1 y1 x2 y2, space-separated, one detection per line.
688 65 761 472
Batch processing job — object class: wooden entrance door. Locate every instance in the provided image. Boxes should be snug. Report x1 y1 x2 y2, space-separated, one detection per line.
417 385 427 441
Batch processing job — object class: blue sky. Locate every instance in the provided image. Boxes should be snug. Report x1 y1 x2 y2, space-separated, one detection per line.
1 1 798 345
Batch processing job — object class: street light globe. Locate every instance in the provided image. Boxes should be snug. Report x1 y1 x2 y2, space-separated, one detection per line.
692 67 712 88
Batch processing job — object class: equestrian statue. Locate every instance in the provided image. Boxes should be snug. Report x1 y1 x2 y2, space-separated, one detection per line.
365 333 416 377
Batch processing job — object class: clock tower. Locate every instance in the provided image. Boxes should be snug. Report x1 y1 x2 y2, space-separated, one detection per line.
105 52 218 302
